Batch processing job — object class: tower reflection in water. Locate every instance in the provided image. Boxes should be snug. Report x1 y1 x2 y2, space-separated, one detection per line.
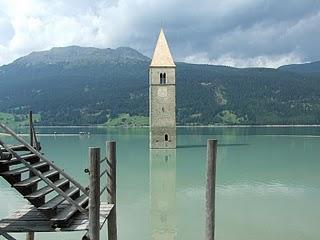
150 149 177 240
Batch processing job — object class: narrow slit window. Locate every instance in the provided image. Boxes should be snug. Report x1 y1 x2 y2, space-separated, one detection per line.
165 134 169 141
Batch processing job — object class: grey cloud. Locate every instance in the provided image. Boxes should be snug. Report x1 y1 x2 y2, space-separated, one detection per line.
0 8 14 47
0 0 320 67
98 0 320 65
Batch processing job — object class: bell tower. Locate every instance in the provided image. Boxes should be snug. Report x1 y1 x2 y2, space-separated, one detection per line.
149 29 176 149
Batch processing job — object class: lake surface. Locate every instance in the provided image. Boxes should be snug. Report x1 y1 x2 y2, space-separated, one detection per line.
0 127 320 240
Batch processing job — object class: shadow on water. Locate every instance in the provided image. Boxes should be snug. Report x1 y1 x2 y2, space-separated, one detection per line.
177 143 249 149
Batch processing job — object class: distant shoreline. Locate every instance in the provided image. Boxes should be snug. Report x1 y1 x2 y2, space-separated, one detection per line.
2 125 319 137
0 133 80 136
28 124 320 128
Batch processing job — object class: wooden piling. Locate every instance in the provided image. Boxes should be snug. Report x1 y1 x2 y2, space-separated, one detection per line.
26 232 34 240
206 139 217 240
89 147 101 240
29 111 33 147
27 112 35 240
107 141 117 240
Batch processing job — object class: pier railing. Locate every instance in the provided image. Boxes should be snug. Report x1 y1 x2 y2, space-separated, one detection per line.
0 115 89 215
28 111 41 151
85 141 117 240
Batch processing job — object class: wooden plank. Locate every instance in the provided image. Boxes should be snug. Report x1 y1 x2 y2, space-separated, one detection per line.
25 178 69 199
10 154 37 162
0 203 112 220
14 169 59 187
0 145 29 152
2 210 47 221
0 203 113 233
0 152 12 161
0 204 112 219
0 153 39 166
38 186 79 212
1 161 48 176
50 194 89 226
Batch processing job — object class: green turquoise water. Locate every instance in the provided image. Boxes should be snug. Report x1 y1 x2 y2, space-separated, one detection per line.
0 127 320 240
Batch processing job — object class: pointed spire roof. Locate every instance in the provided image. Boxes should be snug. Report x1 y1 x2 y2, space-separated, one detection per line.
150 29 176 67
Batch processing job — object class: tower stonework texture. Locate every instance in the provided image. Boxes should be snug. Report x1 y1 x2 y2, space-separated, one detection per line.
149 29 176 149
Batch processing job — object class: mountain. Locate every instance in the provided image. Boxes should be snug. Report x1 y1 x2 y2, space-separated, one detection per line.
278 61 320 75
0 46 320 126
11 46 149 66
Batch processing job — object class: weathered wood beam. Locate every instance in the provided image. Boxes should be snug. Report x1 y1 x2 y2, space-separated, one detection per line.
0 203 113 233
88 147 100 240
26 232 34 240
29 111 33 148
206 139 217 240
107 141 117 240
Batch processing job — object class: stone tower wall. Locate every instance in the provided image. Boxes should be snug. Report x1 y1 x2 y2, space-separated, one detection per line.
149 67 176 148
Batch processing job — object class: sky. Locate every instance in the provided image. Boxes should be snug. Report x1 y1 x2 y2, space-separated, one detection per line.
0 0 320 68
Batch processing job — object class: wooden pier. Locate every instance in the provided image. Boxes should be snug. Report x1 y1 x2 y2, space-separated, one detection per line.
0 112 117 240
0 203 113 232
0 112 217 240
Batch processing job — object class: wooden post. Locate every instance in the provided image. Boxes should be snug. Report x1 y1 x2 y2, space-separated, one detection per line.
26 232 34 240
107 141 117 240
27 112 35 240
29 111 33 147
206 139 217 240
89 147 101 240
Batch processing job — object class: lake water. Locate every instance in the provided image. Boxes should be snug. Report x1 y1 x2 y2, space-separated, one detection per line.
0 127 320 240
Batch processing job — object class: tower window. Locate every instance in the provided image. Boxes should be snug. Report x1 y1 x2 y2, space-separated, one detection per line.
165 134 169 142
160 72 166 84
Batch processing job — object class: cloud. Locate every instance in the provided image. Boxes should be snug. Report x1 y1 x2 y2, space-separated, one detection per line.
0 0 319 67
184 52 303 68
0 16 14 46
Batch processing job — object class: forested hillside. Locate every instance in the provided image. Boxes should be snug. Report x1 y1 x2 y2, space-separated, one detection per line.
0 46 319 126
